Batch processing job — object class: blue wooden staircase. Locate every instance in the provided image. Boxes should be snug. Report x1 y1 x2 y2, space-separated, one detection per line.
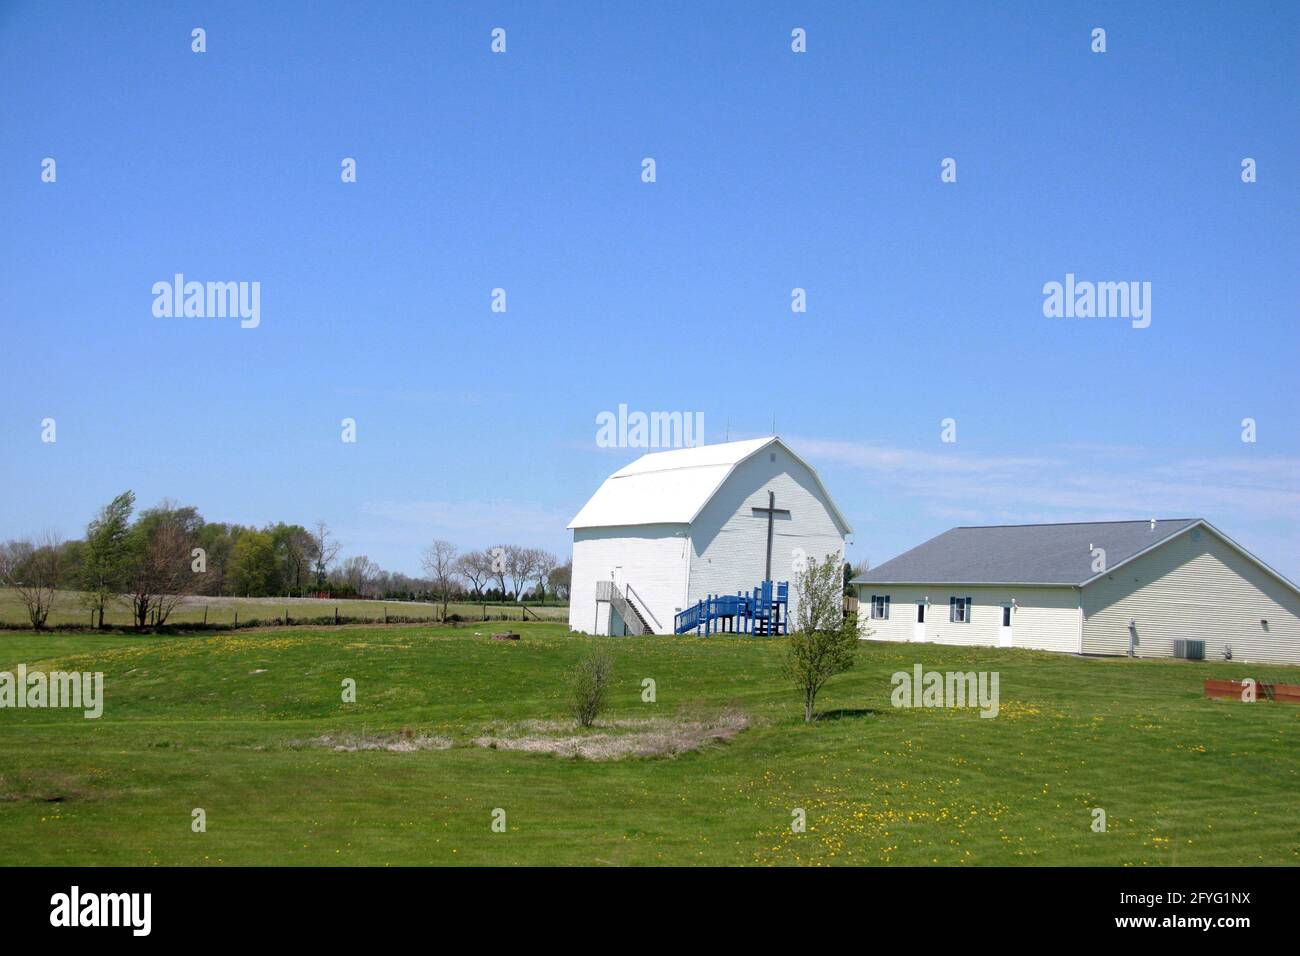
674 581 789 636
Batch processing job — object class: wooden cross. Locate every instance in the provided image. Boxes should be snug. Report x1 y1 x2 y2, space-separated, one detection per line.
752 490 791 582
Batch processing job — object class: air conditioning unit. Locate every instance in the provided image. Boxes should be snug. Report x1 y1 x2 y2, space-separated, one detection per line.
1173 639 1205 661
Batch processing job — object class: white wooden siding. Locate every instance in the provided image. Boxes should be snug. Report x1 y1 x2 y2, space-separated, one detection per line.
568 524 690 635
1081 525 1300 665
855 584 1081 652
688 443 847 625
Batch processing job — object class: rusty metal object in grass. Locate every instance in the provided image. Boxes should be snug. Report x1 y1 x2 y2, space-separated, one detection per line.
1204 678 1300 703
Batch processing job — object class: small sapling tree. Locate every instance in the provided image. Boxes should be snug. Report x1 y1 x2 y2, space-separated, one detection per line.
785 552 865 722
569 643 615 728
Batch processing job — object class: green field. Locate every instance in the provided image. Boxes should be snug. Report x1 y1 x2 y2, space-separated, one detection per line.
0 587 568 627
1 622 1296 866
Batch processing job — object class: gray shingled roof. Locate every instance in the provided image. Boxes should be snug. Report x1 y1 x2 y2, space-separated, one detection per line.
853 519 1202 586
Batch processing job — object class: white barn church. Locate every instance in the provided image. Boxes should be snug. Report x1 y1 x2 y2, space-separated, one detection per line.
568 437 852 635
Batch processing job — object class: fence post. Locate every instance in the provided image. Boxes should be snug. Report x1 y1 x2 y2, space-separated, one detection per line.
203 606 208 626
334 607 339 625
384 605 387 624
234 611 238 629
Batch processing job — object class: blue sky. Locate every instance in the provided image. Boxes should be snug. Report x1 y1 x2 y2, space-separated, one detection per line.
2 1 1297 579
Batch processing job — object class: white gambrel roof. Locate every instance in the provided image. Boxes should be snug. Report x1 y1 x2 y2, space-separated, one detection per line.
568 436 852 532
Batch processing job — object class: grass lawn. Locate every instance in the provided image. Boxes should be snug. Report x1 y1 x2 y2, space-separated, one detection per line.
0 622 1296 866
0 587 568 627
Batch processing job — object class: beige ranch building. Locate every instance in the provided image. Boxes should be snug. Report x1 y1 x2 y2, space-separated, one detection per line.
853 519 1300 666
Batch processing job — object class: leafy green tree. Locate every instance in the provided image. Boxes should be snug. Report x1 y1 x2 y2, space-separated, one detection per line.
230 530 281 596
57 538 86 589
269 523 313 596
785 552 865 722
82 491 135 627
196 523 239 595
846 560 869 594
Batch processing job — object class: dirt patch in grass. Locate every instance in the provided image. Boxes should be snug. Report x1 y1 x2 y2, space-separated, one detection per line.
0 770 100 803
473 707 751 761
290 708 751 761
293 731 453 753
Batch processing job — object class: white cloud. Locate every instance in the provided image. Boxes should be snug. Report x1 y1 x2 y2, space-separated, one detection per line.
792 436 1050 475
797 435 1299 521
796 435 1300 577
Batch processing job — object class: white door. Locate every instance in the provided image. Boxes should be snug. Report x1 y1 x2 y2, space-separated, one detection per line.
913 602 926 642
998 603 1013 647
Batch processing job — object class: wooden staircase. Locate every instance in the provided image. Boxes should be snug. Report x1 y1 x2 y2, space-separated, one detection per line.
595 580 654 635
674 581 789 637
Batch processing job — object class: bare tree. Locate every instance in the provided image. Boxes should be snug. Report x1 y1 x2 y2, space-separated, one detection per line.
504 545 541 602
422 540 460 621
126 502 199 628
534 550 559 604
455 550 492 602
310 520 341 590
550 559 572 601
127 525 186 628
338 554 378 596
0 532 63 629
488 544 509 598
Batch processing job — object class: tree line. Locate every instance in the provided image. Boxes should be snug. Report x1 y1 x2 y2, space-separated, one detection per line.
418 540 570 620
0 490 570 630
